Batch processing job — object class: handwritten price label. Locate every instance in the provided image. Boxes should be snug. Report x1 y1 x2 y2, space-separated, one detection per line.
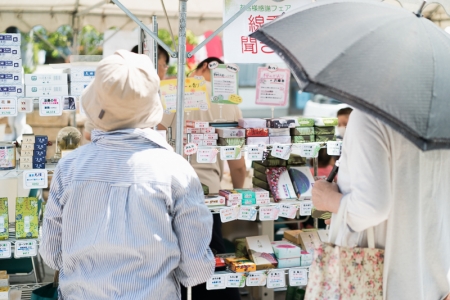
0 96 17 116
23 170 48 189
18 98 34 113
259 206 279 221
246 272 267 287
226 273 246 288
238 206 258 221
299 200 313 216
300 143 321 158
39 96 62 116
271 144 291 160
246 145 264 161
219 206 239 223
220 146 242 160
184 143 198 156
0 242 11 258
289 268 308 286
267 270 286 289
196 148 218 164
327 141 343 156
206 274 227 290
15 240 37 258
278 204 298 219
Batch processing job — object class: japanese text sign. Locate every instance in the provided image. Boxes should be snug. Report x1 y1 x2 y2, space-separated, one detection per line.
160 78 210 113
255 67 290 106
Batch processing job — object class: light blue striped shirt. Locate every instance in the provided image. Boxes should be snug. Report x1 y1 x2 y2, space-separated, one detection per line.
40 128 215 300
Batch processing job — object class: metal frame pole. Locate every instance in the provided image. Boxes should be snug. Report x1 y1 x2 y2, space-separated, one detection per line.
138 28 144 54
313 157 319 229
152 15 159 68
175 0 188 155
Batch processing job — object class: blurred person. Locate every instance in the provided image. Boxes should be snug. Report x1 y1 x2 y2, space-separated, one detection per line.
336 107 353 139
131 44 169 81
40 50 215 300
312 109 450 300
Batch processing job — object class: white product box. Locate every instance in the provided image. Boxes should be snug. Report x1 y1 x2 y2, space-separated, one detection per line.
0 33 21 45
25 73 68 85
184 127 202 134
70 67 96 81
0 59 22 72
201 127 215 134
0 46 21 59
0 72 22 84
25 85 68 97
0 85 23 97
70 81 91 96
204 133 218 140
202 140 217 146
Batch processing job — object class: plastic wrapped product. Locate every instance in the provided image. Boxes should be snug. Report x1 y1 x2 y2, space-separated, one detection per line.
268 128 290 136
215 127 246 138
252 177 271 191
266 118 296 128
266 167 296 201
290 127 315 136
218 137 246 146
313 117 338 127
314 134 336 142
246 137 269 145
291 117 315 127
287 154 307 166
253 170 268 182
245 128 269 137
314 126 335 135
201 183 209 195
15 197 39 239
185 120 209 128
291 135 315 143
269 136 291 144
238 118 267 128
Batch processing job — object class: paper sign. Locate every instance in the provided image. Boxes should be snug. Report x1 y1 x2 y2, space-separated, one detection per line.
267 270 286 289
0 241 11 259
0 97 17 116
220 146 242 160
23 170 48 189
255 67 290 106
246 145 264 161
15 240 38 258
211 64 239 104
39 96 62 116
220 207 238 223
300 143 321 158
246 272 267 286
271 144 291 160
206 274 227 290
18 98 33 113
278 204 298 219
259 206 279 221
160 78 210 112
327 141 343 156
196 148 218 163
184 143 198 156
226 273 246 288
238 206 258 221
299 200 313 216
289 268 308 286
208 61 219 69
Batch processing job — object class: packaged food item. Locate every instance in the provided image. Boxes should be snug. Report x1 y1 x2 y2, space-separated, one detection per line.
0 274 8 287
201 140 217 146
21 150 33 157
0 46 20 59
246 235 278 270
70 66 96 81
293 117 315 127
0 85 23 97
235 189 255 199
22 133 35 144
246 137 269 145
0 143 15 170
266 167 296 201
242 198 256 205
271 241 301 259
227 257 257 273
70 82 90 96
314 134 336 142
269 136 291 144
218 137 245 146
15 197 39 239
266 118 296 128
283 229 321 253
215 127 245 138
287 154 306 166
184 127 202 134
313 117 338 127
0 33 20 45
256 198 270 205
287 166 315 200
0 198 8 240
253 170 268 183
32 156 46 164
25 73 68 85
252 177 271 192
33 150 46 158
234 238 247 258
314 126 335 135
0 286 9 300
250 188 270 199
291 135 315 143
204 133 218 140
185 120 209 128
238 118 267 128
290 127 315 136
317 229 330 243
35 135 48 145
215 257 226 271
219 190 242 201
301 250 314 266
25 85 68 97
268 128 290 136
32 163 45 169
0 59 22 72
0 72 21 84
204 195 226 206
183 133 203 141
277 257 301 268
201 127 216 134
253 159 287 168
245 128 269 137
201 183 209 195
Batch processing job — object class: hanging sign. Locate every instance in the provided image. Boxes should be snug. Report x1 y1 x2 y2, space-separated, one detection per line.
0 97 17 116
271 144 291 160
278 204 298 219
219 206 239 223
246 145 264 161
246 272 267 286
299 143 321 158
184 143 198 156
223 0 311 63
238 206 258 221
299 200 313 216
211 64 240 105
255 67 290 106
259 206 279 221
160 78 210 112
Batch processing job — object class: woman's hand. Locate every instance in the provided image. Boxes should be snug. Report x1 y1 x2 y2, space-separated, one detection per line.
312 180 342 214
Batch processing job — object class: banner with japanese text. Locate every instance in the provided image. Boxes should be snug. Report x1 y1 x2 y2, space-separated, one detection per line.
223 0 311 63
160 78 210 113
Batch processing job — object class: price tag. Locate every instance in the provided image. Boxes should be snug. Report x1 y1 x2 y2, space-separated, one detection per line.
196 148 218 163
219 207 239 223
184 143 198 156
259 206 279 221
246 272 267 286
0 241 11 259
220 146 242 160
267 64 278 72
299 200 313 216
39 96 62 116
226 273 246 288
271 144 291 160
289 268 308 286
15 240 38 258
199 102 208 111
238 206 258 221
18 98 33 113
208 61 219 69
226 64 240 73
300 143 321 158
267 270 286 289
23 170 48 189
0 97 17 116
278 204 298 219
206 274 227 290
327 141 343 156
246 145 264 161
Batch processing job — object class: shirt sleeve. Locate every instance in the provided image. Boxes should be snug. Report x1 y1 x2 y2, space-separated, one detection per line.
338 109 393 232
172 166 215 287
39 164 65 271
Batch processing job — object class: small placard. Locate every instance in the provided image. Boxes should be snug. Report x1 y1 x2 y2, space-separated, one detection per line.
271 144 291 160
267 270 286 289
15 240 38 258
197 148 218 163
327 141 343 156
300 143 321 158
208 61 219 69
39 96 62 116
289 268 308 286
184 143 198 156
246 272 267 287
299 200 313 216
219 207 239 223
220 146 242 160
246 145 264 161
0 241 11 259
278 204 298 219
0 97 17 116
199 102 209 111
226 273 246 288
226 64 240 73
23 170 48 189
18 98 34 113
259 206 279 221
206 274 227 290
238 206 258 221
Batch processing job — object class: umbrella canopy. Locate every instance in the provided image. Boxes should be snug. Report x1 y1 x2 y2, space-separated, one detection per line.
251 0 450 151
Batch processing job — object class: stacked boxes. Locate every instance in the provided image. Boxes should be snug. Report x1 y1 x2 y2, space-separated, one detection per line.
0 33 23 104
24 73 68 97
70 66 96 96
184 121 218 146
271 241 302 268
0 271 9 300
219 188 270 205
216 127 246 146
290 118 315 144
313 117 338 142
20 134 48 170
237 118 269 146
246 235 278 270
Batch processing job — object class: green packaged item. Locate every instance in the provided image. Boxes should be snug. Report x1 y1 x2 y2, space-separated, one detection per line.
254 170 268 182
235 189 256 199
314 126 335 135
313 117 338 127
296 118 315 127
253 159 287 168
0 198 8 240
291 135 315 143
252 177 271 191
252 161 267 174
290 127 315 136
314 134 336 142
234 238 248 258
242 198 256 205
201 183 209 195
217 137 245 146
287 154 307 166
15 197 39 239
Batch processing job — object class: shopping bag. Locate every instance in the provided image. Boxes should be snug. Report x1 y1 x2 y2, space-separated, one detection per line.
305 200 384 300
31 271 59 300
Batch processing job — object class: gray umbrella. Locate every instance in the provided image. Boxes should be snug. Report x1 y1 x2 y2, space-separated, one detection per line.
251 0 450 150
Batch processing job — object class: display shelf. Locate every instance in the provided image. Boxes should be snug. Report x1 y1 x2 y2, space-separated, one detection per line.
0 163 57 179
0 224 40 259
11 283 51 300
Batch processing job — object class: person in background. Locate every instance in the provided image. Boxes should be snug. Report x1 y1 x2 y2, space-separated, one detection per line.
40 50 215 300
159 57 245 300
336 107 353 139
131 44 169 81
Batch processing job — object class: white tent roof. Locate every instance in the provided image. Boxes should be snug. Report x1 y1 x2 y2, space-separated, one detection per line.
0 0 223 34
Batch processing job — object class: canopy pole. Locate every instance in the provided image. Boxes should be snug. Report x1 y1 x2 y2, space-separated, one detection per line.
175 0 188 155
76 0 109 17
153 15 159 132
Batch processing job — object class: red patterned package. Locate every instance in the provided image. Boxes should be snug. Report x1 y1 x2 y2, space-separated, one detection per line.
265 167 297 202
245 128 269 137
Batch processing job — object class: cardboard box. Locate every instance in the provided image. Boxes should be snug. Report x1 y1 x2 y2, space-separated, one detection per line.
219 190 242 201
0 198 8 240
25 73 68 85
287 166 315 201
269 136 291 145
35 135 48 145
32 162 45 169
0 275 8 287
271 241 301 259
33 150 46 158
15 197 39 239
314 126 335 135
235 189 255 199
22 134 35 144
292 117 315 127
256 198 270 205
238 118 267 129
185 120 209 128
290 127 315 136
0 46 20 59
246 235 278 270
268 128 290 136
0 72 22 84
204 195 226 206
253 170 268 183
252 177 271 192
204 133 218 140
218 137 245 146
25 85 68 97
266 167 296 200
301 250 313 267
313 117 338 127
246 137 269 145
245 128 269 137
278 257 301 268
266 118 296 128
0 34 20 46
283 230 321 252
19 161 32 170
184 127 202 134
201 140 217 146
34 143 47 151
33 156 46 164
0 85 23 97
226 257 257 273
314 135 336 142
215 127 245 138
70 67 96 81
251 188 270 199
200 127 215 134
291 135 315 143
0 286 9 300
0 59 22 72
242 198 256 205
70 81 91 96
317 229 330 243
20 156 32 164
20 150 33 157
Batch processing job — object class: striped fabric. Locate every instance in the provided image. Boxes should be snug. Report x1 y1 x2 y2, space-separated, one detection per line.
40 128 215 300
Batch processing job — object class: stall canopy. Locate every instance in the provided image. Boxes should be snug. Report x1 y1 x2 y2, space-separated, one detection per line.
0 0 223 34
